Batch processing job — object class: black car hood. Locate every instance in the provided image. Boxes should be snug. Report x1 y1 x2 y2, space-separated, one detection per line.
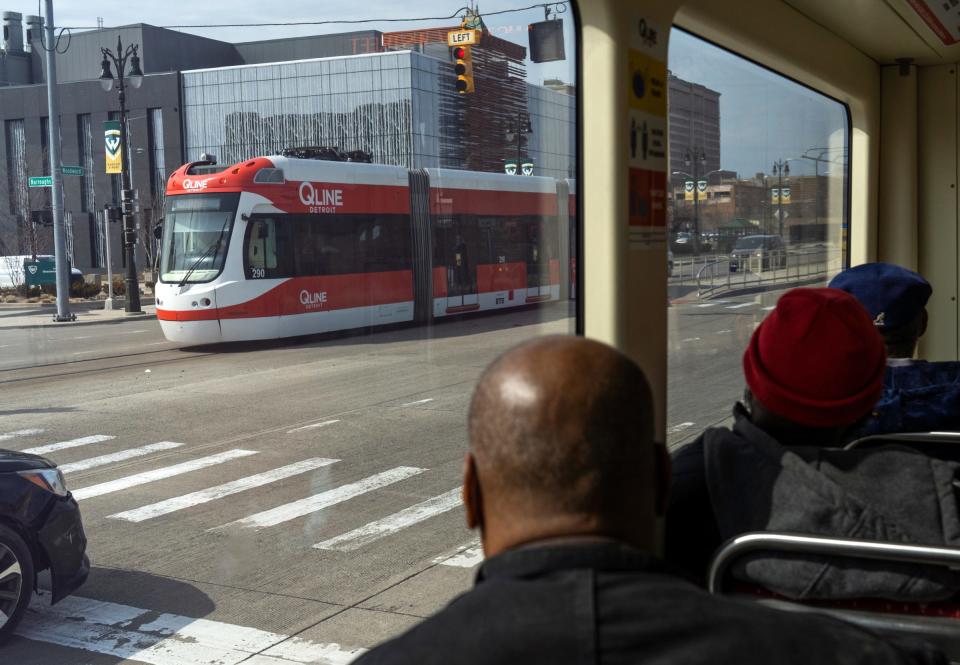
0 448 56 472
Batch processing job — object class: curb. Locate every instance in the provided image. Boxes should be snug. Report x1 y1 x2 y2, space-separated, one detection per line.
0 312 157 331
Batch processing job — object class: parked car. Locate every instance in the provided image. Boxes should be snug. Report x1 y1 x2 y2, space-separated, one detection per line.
729 235 786 272
671 232 694 254
0 450 89 641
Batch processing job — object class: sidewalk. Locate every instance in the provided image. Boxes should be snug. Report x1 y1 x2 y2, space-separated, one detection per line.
0 301 157 330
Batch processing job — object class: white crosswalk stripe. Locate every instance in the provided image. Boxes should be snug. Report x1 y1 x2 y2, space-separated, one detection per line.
73 449 258 501
725 302 756 309
0 428 44 442
435 542 484 568
24 434 115 455
315 488 462 551
109 458 340 522
59 441 184 473
695 303 717 308
214 466 426 531
17 595 365 665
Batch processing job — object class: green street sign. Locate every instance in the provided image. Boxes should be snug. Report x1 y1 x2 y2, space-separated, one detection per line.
61 165 83 176
28 176 53 188
23 257 57 286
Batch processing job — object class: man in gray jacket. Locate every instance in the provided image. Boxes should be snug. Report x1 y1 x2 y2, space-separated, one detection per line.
666 288 960 600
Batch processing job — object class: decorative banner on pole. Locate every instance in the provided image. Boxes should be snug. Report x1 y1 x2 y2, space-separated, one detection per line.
504 160 518 175
104 120 122 174
520 161 534 176
771 188 780 204
684 180 694 201
780 186 791 204
697 179 708 201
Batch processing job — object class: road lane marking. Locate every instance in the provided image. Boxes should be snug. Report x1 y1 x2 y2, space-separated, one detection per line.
73 449 258 501
314 488 462 551
695 303 717 308
17 595 366 665
59 441 184 473
668 422 696 435
287 419 340 434
762 305 776 311
400 398 434 407
716 330 733 334
247 637 367 664
435 542 484 568
215 466 426 531
24 434 115 455
109 458 340 522
681 337 701 343
0 428 44 442
726 302 756 309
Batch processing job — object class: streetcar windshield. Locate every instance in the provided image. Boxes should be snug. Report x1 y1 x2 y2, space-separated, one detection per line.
160 193 240 283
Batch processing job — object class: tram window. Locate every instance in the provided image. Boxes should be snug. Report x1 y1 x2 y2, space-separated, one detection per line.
666 28 849 451
244 217 280 279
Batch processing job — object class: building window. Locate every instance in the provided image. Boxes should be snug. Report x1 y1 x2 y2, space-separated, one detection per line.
77 114 96 213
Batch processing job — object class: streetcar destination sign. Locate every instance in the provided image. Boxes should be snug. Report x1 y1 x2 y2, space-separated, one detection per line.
447 29 478 46
28 176 53 187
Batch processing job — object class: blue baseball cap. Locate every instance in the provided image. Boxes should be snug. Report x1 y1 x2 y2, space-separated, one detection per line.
828 263 932 331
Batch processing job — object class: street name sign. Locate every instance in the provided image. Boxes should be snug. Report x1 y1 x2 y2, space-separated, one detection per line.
28 176 53 188
447 29 478 46
61 165 84 176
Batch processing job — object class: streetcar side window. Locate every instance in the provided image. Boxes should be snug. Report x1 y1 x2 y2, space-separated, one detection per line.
244 216 283 279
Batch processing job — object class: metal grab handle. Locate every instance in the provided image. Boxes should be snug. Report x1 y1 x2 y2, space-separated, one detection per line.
846 432 960 450
707 532 960 594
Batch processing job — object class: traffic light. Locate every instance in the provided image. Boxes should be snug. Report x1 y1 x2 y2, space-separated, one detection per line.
453 45 474 94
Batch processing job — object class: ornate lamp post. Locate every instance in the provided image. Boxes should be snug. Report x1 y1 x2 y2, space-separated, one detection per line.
99 36 144 313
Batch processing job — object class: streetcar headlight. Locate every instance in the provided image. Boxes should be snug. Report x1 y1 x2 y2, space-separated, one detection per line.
19 468 69 497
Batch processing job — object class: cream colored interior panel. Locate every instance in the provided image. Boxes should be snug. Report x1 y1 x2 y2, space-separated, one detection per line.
878 65 918 269
917 65 959 360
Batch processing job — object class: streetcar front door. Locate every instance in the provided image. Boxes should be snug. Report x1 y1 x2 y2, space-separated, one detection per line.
433 217 479 313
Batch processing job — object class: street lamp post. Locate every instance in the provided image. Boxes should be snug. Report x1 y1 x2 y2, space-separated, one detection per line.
772 159 791 239
506 112 532 174
673 152 722 255
801 147 846 228
99 36 144 314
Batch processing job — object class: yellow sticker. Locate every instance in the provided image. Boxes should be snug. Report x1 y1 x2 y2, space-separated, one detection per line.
627 49 667 117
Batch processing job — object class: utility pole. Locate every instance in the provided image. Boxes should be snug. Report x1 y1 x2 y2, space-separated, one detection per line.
43 0 74 322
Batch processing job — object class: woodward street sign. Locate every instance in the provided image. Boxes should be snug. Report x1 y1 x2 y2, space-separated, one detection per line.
61 165 83 176
28 176 52 188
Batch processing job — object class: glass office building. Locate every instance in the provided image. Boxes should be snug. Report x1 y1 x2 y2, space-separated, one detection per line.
182 51 464 169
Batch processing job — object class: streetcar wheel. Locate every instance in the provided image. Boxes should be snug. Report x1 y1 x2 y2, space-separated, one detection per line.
0 525 33 643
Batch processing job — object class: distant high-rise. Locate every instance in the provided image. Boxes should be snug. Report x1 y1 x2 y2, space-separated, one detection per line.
668 73 721 180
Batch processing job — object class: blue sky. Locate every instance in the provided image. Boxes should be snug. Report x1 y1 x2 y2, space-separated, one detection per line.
668 29 848 179
7 0 576 85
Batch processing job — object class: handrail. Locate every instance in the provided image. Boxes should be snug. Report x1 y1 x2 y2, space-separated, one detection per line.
692 247 841 300
845 431 960 451
708 532 960 595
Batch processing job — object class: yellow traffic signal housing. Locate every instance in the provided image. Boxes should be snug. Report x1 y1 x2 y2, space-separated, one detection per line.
453 45 475 94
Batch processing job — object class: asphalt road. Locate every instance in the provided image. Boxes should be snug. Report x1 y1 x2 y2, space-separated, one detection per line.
0 288 799 664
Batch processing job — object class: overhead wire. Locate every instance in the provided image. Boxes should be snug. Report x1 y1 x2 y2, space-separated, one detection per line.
56 2 569 31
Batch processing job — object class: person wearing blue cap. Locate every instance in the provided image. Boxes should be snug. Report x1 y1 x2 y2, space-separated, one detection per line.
828 262 960 437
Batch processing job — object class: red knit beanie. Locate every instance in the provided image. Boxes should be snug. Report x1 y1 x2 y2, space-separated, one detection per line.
743 288 886 428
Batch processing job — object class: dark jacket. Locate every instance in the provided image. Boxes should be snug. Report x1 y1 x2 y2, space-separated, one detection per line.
851 360 960 440
666 405 960 599
353 542 944 665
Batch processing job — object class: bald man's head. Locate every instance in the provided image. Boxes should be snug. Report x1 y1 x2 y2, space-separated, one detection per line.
464 336 663 553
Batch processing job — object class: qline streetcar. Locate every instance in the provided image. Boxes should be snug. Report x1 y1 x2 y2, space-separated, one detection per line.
155 155 574 344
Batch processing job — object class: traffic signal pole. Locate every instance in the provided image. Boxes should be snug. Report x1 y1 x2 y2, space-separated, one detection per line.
43 0 74 322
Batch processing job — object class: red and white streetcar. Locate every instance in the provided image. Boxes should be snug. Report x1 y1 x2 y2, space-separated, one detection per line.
155 151 572 344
